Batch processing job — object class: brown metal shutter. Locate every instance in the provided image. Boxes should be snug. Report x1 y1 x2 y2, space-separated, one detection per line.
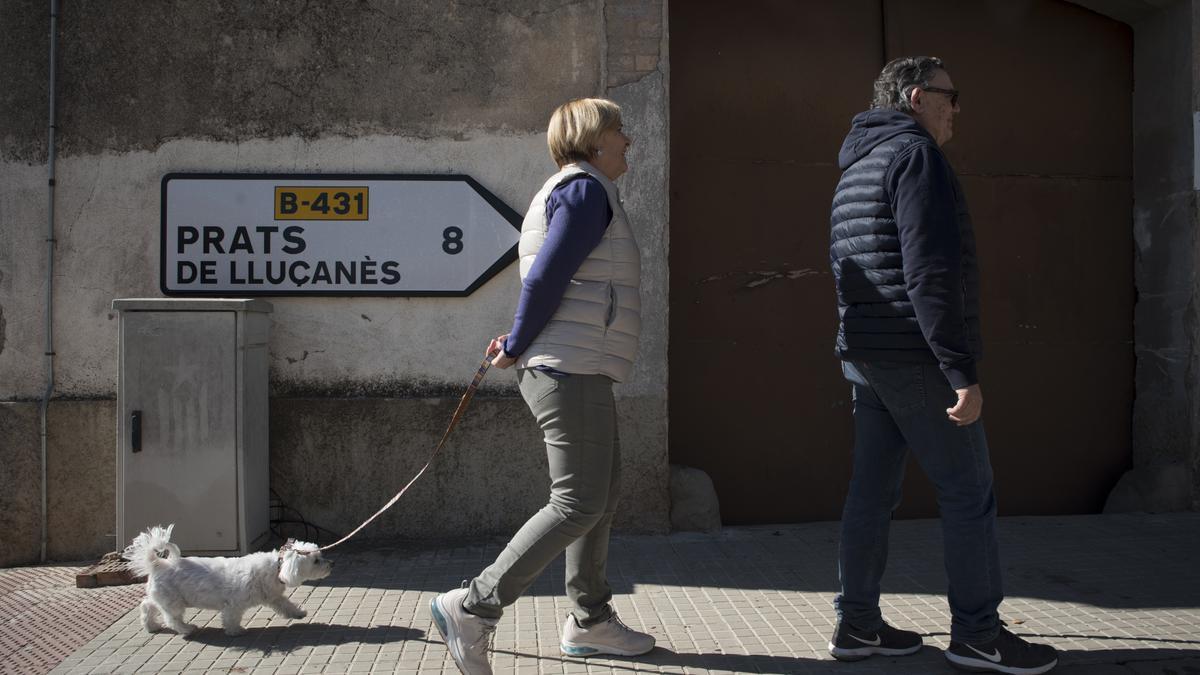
668 0 1133 523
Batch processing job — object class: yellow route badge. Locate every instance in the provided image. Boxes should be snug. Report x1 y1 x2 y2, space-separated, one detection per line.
275 186 368 220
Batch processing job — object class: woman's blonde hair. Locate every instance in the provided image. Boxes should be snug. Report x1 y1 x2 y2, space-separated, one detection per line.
547 98 623 168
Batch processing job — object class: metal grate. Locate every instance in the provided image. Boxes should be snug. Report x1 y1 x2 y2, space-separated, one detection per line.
0 565 144 675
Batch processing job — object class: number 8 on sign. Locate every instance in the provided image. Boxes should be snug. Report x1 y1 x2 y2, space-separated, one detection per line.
442 227 464 254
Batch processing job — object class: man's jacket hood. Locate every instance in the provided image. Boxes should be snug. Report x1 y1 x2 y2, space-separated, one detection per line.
830 107 981 388
837 109 934 169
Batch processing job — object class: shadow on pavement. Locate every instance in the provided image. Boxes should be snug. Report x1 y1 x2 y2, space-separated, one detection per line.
310 514 1200 612
1054 648 1200 671
482 644 1200 674
183 622 425 651
489 647 861 674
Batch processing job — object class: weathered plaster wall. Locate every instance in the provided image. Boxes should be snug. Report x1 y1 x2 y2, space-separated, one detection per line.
3 0 603 163
268 396 664 538
0 0 670 564
0 401 116 566
0 404 41 567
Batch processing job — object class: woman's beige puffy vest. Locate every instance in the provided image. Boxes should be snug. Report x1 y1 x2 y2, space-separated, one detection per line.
515 161 641 382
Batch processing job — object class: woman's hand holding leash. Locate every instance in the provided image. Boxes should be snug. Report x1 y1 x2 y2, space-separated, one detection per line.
488 334 518 369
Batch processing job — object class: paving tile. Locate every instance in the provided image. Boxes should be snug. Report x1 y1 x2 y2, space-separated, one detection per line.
0 514 1196 674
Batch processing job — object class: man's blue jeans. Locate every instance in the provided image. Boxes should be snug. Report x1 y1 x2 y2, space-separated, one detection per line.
835 360 1003 644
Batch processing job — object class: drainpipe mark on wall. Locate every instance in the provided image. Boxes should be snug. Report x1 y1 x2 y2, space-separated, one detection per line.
284 349 325 364
0 304 6 355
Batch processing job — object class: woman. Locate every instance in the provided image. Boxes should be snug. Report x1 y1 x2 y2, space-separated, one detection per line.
430 98 652 674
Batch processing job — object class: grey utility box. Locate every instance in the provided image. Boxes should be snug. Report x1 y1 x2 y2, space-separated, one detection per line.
114 298 272 555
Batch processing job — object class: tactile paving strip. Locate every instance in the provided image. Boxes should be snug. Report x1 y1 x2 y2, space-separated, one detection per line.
0 565 143 675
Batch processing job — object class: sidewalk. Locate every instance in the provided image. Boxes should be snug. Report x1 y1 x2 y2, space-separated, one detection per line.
4 512 1197 674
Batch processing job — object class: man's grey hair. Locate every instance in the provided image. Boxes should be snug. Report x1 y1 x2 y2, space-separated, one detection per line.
872 56 945 113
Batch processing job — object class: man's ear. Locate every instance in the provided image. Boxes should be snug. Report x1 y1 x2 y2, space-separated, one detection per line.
908 87 924 113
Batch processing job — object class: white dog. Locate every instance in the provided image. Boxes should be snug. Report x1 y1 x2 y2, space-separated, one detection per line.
124 524 333 636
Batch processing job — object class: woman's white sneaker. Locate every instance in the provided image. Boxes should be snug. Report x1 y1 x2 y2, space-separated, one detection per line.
560 611 655 657
430 587 499 675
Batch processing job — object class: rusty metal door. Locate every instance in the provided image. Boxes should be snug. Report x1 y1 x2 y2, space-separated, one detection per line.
668 0 1133 523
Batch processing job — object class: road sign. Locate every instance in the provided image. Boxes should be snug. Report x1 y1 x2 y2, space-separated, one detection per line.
160 173 523 296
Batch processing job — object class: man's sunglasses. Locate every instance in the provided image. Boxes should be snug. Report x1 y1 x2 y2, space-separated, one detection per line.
921 86 959 106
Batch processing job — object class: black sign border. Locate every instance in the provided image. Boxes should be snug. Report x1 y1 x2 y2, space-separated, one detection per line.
160 172 523 297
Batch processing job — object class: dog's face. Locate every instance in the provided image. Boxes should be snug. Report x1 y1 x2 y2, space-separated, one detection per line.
278 541 334 587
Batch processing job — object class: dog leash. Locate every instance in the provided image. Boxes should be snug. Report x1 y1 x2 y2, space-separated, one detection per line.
285 351 497 555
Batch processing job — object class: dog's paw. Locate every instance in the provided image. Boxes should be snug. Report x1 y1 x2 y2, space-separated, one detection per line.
285 608 307 620
223 626 248 637
175 623 199 636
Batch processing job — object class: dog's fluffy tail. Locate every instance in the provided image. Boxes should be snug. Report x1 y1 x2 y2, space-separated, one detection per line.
123 524 180 578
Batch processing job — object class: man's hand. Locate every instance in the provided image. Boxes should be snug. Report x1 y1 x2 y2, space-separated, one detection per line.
487 334 517 369
946 384 982 426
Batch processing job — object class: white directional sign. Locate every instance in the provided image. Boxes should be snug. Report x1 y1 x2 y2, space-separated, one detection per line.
161 173 523 296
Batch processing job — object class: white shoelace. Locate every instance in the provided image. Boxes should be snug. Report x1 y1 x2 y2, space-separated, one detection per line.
606 612 635 633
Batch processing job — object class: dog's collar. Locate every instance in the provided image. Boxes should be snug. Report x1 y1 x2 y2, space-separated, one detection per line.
275 541 293 586
275 554 288 586
279 538 314 557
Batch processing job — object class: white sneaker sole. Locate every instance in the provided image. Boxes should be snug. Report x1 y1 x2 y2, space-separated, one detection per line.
945 650 1058 674
828 641 923 661
561 639 655 657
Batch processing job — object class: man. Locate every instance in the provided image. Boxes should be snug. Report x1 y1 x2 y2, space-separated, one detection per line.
826 56 1058 674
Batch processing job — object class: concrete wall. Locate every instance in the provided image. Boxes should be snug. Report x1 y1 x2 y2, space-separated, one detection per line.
1 0 669 565
1128 0 1200 508
1066 0 1200 511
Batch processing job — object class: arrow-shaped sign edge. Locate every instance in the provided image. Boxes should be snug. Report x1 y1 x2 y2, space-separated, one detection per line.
158 172 524 297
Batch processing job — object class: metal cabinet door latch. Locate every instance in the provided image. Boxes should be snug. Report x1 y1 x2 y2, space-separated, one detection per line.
131 410 142 452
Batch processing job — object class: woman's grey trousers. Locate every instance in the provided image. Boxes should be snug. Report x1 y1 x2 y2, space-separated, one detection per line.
464 367 621 626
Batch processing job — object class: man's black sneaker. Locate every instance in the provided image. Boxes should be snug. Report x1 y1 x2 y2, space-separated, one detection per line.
945 626 1058 674
828 620 923 661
